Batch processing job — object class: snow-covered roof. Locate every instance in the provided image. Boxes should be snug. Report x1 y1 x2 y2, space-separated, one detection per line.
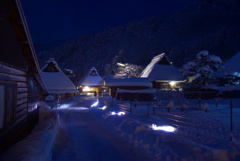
77 67 103 87
40 59 77 94
222 51 240 76
41 58 62 72
214 51 240 78
140 53 185 82
104 78 152 87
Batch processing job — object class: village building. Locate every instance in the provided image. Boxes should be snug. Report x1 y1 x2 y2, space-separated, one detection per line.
219 51 240 80
77 67 104 96
140 53 185 90
104 78 153 100
40 58 78 98
212 51 240 98
0 0 43 153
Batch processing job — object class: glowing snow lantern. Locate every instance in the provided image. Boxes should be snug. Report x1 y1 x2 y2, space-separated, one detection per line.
117 112 125 116
91 99 99 107
59 104 70 109
109 111 126 116
100 106 107 110
151 124 176 132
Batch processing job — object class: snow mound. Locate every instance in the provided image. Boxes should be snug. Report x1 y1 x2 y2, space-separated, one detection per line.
0 102 59 161
94 107 240 161
45 95 55 102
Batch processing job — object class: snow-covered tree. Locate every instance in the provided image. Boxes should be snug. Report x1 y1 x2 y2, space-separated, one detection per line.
63 69 75 78
107 63 144 79
104 49 127 75
182 50 222 85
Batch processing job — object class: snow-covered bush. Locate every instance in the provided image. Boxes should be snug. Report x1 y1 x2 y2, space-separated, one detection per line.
182 50 223 85
45 95 55 102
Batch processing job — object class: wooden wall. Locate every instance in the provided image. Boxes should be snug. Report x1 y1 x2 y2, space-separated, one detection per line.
0 62 38 153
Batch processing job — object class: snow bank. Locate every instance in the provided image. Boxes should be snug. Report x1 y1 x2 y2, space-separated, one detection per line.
1 102 59 161
94 109 240 161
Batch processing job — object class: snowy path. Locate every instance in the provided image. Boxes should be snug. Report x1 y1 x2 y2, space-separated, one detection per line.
52 96 156 161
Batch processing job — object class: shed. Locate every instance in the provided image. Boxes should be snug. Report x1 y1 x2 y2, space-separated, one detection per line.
0 0 42 153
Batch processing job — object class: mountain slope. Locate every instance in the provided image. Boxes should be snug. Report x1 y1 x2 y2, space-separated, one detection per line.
37 0 240 84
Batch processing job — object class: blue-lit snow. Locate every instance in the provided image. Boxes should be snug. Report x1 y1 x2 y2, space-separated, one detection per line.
1 95 240 161
99 105 107 110
109 111 126 116
151 124 176 132
90 99 99 107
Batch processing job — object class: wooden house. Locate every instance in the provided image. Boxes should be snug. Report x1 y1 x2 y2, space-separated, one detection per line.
40 58 78 98
140 53 185 90
77 67 104 96
0 0 42 153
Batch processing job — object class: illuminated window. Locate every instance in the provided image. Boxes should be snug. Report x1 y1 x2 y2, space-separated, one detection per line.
83 86 91 92
0 82 17 129
169 81 176 88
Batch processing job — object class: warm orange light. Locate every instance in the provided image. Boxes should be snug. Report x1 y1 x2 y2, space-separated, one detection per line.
169 81 176 86
83 86 90 92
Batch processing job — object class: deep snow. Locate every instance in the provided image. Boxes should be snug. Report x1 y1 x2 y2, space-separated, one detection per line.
1 95 240 161
53 105 156 161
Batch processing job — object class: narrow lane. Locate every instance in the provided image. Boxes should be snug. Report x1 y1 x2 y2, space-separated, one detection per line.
52 97 156 161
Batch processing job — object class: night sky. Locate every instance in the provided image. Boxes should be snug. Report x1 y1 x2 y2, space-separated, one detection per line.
21 0 200 43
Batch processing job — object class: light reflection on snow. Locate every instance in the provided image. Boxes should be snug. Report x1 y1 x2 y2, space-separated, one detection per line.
151 124 176 132
58 104 70 109
91 99 99 107
99 106 107 110
72 107 88 110
57 106 89 110
109 111 126 116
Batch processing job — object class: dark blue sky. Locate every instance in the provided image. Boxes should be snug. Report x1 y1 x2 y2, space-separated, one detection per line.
21 0 199 43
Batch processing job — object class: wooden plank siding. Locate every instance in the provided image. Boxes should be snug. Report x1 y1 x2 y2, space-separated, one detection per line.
0 63 30 153
0 0 41 154
0 63 28 126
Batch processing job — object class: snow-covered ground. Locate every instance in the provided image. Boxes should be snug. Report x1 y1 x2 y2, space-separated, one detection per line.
1 95 240 161
93 96 240 161
0 102 59 161
52 97 156 161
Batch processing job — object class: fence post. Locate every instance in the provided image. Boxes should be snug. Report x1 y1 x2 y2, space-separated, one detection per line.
111 97 113 107
230 99 233 141
198 98 201 110
181 100 183 112
147 97 150 119
129 99 132 115
130 99 132 115
134 99 137 108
